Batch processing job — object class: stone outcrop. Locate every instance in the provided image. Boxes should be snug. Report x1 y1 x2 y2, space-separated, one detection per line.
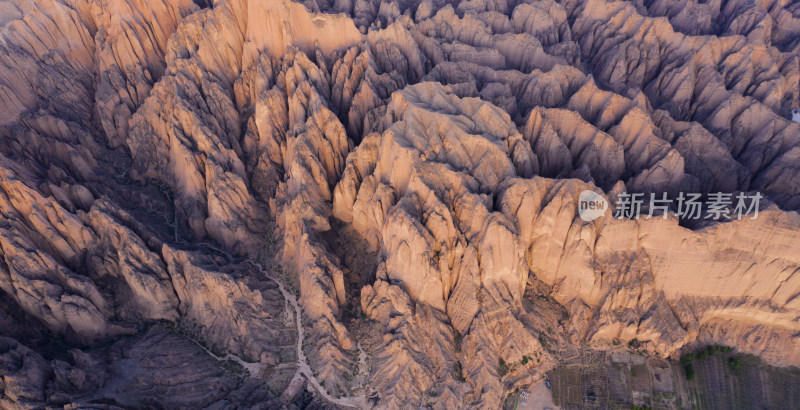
1 0 800 408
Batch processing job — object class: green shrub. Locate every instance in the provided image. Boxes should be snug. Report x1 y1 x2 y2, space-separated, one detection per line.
454 362 466 383
728 357 741 371
680 353 695 365
685 363 696 381
453 330 462 353
498 358 509 378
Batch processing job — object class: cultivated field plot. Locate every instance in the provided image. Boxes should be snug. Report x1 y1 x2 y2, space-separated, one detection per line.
687 354 800 409
550 366 583 408
606 363 631 403
548 349 800 409
650 359 674 393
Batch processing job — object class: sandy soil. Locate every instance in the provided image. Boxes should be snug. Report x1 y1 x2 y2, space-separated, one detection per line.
517 381 559 410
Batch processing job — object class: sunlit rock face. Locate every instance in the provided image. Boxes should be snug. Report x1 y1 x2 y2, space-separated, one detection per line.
0 0 799 407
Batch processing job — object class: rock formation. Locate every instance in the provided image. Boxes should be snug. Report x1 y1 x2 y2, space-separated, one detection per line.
1 0 799 408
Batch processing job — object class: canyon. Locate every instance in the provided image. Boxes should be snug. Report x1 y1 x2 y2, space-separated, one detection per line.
1 0 799 408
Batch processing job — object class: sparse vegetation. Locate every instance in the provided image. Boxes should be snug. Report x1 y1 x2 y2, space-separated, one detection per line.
454 361 466 383
680 345 735 382
221 358 248 385
698 345 719 360
453 330 462 353
498 358 510 378
728 357 740 371
538 334 554 353
681 353 697 381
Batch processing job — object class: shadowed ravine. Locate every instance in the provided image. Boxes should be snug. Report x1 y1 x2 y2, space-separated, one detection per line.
0 0 799 408
247 260 370 408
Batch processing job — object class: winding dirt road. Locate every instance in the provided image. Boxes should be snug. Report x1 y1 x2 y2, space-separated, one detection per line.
248 261 369 409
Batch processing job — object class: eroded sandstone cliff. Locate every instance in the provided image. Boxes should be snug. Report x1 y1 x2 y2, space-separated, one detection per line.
1 0 799 408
